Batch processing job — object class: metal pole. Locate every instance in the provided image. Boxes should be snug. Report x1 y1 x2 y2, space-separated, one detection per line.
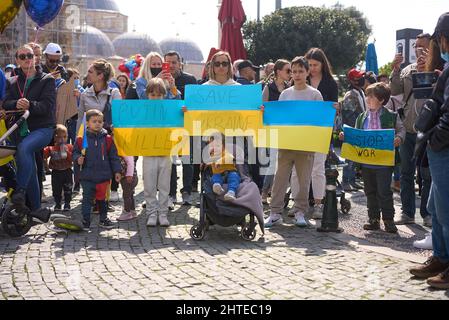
257 0 260 22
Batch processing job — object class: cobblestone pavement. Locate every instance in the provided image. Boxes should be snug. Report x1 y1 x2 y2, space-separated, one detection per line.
0 162 448 300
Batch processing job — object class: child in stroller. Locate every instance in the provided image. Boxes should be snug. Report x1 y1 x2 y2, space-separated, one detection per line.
190 134 265 241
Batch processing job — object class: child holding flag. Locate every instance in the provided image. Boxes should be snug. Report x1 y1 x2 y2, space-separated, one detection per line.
73 109 122 230
340 82 405 233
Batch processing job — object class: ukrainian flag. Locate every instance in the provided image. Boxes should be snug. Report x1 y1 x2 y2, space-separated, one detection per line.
341 125 395 166
257 100 336 154
77 112 88 153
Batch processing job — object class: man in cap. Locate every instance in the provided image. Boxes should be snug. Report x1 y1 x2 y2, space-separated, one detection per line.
42 42 69 82
236 59 260 85
390 33 432 227
340 68 367 192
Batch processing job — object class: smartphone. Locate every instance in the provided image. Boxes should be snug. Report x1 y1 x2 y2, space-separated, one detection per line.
162 62 170 73
396 43 404 55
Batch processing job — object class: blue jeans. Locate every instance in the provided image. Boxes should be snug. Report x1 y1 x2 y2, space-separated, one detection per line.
80 180 108 224
393 164 401 182
212 171 241 193
15 128 54 210
400 133 420 218
66 117 77 145
342 160 356 183
427 147 449 263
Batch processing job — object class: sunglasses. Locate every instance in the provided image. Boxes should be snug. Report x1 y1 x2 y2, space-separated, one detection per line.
17 53 34 60
213 61 230 68
48 58 61 64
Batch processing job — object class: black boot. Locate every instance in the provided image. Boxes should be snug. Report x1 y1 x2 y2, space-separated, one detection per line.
30 207 51 224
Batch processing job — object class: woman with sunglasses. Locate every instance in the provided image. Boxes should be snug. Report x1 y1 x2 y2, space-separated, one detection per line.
203 51 240 86
3 44 57 223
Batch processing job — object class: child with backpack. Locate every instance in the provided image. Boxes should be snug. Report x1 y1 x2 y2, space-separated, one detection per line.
73 109 122 231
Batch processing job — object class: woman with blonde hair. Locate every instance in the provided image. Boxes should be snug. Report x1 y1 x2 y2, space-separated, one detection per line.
136 52 179 100
204 51 239 86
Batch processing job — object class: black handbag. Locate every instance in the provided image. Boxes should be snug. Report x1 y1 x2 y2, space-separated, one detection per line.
414 99 441 133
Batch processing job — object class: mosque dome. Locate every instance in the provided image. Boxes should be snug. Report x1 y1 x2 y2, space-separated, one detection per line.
113 32 162 58
86 0 120 12
159 37 204 62
73 25 115 58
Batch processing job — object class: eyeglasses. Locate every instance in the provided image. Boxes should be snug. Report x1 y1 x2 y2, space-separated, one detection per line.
17 53 34 60
213 61 230 68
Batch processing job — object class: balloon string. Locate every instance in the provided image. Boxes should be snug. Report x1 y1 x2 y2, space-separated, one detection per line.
16 26 41 99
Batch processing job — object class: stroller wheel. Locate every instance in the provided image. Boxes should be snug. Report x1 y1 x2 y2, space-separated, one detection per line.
1 204 32 237
241 224 257 241
190 225 205 241
340 198 351 214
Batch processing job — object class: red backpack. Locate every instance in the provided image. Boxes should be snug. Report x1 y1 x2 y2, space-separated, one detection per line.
76 135 113 154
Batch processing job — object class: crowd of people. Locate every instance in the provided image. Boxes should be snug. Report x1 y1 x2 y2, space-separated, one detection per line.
0 12 449 290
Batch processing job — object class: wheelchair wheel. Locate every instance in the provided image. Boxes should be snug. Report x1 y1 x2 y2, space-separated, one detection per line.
241 224 256 241
1 204 32 237
340 198 351 214
190 225 205 241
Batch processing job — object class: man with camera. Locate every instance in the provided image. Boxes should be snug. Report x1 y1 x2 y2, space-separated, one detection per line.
390 33 432 227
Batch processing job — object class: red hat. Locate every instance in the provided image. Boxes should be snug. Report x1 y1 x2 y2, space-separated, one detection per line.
347 69 365 81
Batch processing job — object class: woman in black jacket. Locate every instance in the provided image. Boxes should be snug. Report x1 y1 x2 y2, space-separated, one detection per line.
3 44 56 221
303 48 339 219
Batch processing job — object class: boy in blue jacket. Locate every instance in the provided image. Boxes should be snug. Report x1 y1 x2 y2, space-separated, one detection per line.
73 109 122 230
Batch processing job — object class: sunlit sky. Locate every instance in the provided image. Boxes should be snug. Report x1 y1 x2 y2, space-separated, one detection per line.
115 0 446 67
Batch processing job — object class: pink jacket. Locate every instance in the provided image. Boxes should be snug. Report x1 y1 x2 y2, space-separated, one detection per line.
123 156 135 177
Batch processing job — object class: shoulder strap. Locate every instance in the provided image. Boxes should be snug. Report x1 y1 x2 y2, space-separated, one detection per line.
106 135 113 153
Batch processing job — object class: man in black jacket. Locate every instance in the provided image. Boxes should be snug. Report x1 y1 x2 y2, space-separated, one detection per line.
164 51 197 205
41 43 69 83
410 12 449 290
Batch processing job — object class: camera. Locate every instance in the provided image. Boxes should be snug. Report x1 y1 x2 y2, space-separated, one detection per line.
412 72 439 100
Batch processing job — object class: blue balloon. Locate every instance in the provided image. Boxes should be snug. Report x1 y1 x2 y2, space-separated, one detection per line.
24 0 64 28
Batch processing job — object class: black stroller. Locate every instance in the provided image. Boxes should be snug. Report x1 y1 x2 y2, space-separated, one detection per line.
190 164 264 241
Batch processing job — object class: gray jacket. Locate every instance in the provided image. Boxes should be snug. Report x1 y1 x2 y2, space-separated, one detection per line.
390 63 426 133
76 86 121 132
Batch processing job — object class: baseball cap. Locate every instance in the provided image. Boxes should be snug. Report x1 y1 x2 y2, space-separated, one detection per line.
432 12 449 39
347 68 365 81
5 64 16 71
237 60 260 71
43 43 63 56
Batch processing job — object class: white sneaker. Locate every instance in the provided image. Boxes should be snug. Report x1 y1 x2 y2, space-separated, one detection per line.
168 198 175 211
295 212 308 228
213 183 224 195
224 191 236 201
158 214 170 227
312 204 324 220
146 214 157 227
413 233 433 250
264 214 283 228
110 191 120 202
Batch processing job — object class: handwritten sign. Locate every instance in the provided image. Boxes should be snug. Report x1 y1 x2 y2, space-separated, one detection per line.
113 128 189 157
112 100 184 128
341 125 395 166
256 100 336 154
55 76 78 125
184 111 262 136
184 84 262 110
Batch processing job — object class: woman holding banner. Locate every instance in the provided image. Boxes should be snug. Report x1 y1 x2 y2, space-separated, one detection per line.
204 51 240 86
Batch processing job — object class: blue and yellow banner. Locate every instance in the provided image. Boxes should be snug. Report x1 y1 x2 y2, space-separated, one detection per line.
341 125 395 166
112 100 188 156
184 84 262 110
256 100 336 154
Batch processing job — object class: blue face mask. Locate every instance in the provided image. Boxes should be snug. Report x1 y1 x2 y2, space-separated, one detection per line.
441 52 449 63
74 79 80 88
